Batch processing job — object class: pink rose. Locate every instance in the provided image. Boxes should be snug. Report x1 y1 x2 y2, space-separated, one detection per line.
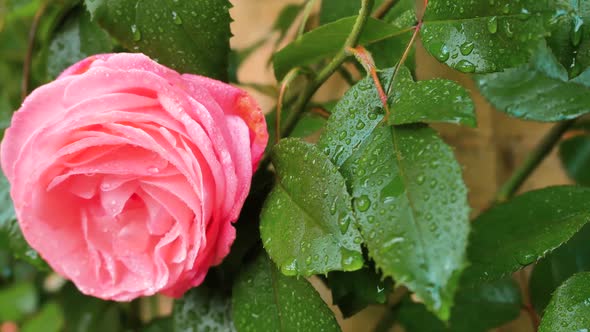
1 53 268 300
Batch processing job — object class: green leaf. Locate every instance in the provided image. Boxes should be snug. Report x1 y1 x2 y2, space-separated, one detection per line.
397 298 447 332
260 138 363 276
142 318 173 332
214 168 275 285
21 302 64 332
398 278 522 332
539 272 590 331
231 252 340 332
173 287 235 332
546 0 590 77
47 6 112 79
273 16 413 80
530 223 590 314
265 110 326 156
421 0 550 73
559 135 590 186
0 282 38 322
368 8 416 70
463 186 590 285
85 0 231 80
476 42 590 121
387 66 476 127
449 278 522 331
326 267 392 318
0 170 47 270
318 75 470 320
58 283 122 332
273 4 302 41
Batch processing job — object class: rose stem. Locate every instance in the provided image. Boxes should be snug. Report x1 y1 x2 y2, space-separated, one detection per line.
21 1 48 100
494 119 577 203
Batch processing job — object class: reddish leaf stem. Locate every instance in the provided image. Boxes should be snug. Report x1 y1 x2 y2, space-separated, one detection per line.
347 46 389 114
385 22 421 96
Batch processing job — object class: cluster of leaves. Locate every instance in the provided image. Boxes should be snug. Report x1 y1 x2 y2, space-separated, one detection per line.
1 0 590 331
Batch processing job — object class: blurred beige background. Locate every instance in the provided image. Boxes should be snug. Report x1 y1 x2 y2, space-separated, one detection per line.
229 1 571 331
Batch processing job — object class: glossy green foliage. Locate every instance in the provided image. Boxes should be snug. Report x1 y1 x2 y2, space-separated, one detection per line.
58 283 122 332
421 0 550 73
273 17 413 80
173 287 235 332
398 278 522 332
47 6 112 79
0 282 37 321
0 0 39 116
0 170 46 269
477 43 590 121
231 253 339 332
142 319 173 332
21 302 64 332
327 267 392 318
559 135 590 186
265 110 326 156
546 0 590 77
369 4 416 70
318 73 470 320
388 66 476 127
539 272 590 331
273 4 302 42
85 0 231 80
260 138 363 276
463 186 590 284
530 224 590 313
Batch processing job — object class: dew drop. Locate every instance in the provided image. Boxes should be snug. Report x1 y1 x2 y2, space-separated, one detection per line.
172 11 183 25
571 16 584 47
459 41 474 56
487 16 498 34
416 174 425 185
354 195 371 212
356 120 366 130
455 59 476 73
338 216 351 234
281 260 297 276
339 130 348 140
435 43 450 62
131 24 141 41
341 249 363 271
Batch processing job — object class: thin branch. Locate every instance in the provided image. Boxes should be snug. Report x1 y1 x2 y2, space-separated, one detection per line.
21 1 48 100
310 106 331 119
276 68 302 143
297 0 319 37
372 0 399 19
522 302 541 330
347 46 389 115
258 0 375 171
373 287 409 332
385 23 421 95
495 120 577 203
338 66 358 86
282 0 374 136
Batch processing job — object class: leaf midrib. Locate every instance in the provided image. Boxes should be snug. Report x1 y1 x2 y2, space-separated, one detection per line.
267 257 287 332
389 127 433 283
423 12 542 25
